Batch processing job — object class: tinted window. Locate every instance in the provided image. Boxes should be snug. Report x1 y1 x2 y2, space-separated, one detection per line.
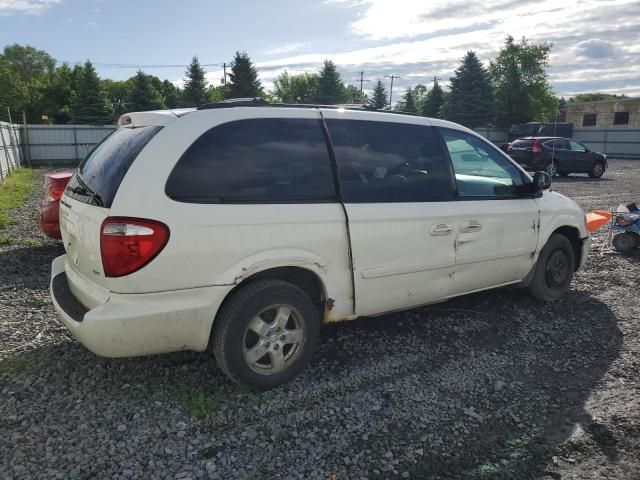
441 128 524 198
511 139 534 149
614 111 629 125
66 126 162 208
544 139 569 150
326 120 451 203
166 118 336 203
582 113 597 127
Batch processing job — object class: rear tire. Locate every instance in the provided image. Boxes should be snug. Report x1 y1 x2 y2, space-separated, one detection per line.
527 234 575 302
211 279 320 390
588 161 605 178
612 232 640 252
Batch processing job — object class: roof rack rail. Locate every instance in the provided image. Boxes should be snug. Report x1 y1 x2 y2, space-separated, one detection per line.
196 97 419 116
197 98 271 110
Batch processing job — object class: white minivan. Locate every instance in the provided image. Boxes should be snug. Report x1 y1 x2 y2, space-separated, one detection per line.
51 99 590 389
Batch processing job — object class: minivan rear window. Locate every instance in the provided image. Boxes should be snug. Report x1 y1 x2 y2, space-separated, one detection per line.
66 126 162 208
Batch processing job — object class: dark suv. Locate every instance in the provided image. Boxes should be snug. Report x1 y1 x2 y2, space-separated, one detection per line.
508 137 607 178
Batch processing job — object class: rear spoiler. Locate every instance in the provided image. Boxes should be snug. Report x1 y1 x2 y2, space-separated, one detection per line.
118 108 195 127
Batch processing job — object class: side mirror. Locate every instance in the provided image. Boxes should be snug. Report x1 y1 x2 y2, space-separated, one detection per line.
532 171 552 191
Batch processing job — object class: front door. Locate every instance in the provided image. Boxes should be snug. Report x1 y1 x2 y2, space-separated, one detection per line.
439 127 540 296
322 110 457 316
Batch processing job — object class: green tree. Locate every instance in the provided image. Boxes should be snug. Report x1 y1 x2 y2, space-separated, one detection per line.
421 79 445 118
71 60 113 124
0 44 56 122
161 80 181 108
103 79 131 117
441 51 493 127
345 84 367 104
41 63 75 123
397 87 418 113
368 79 389 109
228 51 262 98
568 93 627 103
127 70 165 112
490 36 553 127
182 56 208 106
314 60 346 104
272 71 318 103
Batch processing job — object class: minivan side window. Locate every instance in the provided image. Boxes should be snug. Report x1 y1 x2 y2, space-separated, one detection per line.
326 120 452 203
166 118 336 203
440 128 525 198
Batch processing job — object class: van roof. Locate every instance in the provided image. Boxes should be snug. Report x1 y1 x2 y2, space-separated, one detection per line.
119 97 420 127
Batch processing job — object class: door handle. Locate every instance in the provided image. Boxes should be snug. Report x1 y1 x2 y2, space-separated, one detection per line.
430 223 453 236
459 221 482 233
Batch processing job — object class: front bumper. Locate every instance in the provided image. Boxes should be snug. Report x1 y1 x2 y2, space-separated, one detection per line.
50 255 231 357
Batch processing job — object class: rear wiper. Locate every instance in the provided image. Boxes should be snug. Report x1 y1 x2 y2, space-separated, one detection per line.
71 175 104 206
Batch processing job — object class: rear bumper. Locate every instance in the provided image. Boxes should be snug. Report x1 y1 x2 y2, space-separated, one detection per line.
50 255 231 357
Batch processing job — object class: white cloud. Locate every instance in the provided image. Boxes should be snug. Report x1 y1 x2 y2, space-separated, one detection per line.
0 0 60 15
264 43 307 56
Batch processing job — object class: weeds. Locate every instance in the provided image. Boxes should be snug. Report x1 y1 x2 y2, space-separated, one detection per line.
0 351 45 378
175 385 224 419
0 168 37 230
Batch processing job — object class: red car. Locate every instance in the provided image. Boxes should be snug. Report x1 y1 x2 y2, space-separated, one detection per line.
38 171 73 239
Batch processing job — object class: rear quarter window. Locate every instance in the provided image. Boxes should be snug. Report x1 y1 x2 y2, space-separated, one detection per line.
165 118 336 203
66 126 162 208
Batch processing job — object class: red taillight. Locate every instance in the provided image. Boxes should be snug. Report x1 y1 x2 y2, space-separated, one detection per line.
100 217 170 277
46 185 66 202
532 140 542 154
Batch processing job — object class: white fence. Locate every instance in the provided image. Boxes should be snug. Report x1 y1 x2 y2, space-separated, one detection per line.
0 121 22 183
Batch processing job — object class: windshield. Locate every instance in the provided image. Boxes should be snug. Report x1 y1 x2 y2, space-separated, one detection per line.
65 126 161 208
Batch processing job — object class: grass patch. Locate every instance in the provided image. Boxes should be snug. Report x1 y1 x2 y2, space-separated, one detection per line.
175 385 225 419
0 235 16 246
247 392 272 408
0 168 37 230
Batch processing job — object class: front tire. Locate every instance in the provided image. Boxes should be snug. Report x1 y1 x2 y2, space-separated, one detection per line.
588 161 605 178
527 234 575 302
211 279 320 389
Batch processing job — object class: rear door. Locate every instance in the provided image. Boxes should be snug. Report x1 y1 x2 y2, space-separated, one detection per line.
61 126 162 284
544 139 571 171
438 127 539 295
567 139 590 172
322 110 456 316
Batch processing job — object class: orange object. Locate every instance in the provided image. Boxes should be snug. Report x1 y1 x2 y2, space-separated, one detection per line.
585 210 612 232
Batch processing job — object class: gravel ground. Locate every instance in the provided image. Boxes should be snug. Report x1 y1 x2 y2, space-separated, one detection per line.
1 163 639 480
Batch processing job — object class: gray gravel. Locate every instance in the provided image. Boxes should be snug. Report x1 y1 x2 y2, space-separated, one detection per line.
1 164 639 479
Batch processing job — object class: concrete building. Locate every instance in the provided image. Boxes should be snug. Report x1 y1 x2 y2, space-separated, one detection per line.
566 97 640 128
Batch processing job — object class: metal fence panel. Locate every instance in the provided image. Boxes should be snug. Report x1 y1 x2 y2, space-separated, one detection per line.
25 124 117 165
0 121 21 183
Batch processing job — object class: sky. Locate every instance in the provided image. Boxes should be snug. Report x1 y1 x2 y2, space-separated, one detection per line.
1 0 639 100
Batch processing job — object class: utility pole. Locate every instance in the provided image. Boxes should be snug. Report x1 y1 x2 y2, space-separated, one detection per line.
222 63 227 84
352 71 370 103
385 75 401 106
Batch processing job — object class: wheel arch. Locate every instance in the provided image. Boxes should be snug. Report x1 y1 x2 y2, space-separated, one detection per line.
550 225 582 271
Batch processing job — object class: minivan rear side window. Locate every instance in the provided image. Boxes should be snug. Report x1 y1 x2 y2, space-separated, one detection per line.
326 120 452 203
166 118 336 203
66 126 162 208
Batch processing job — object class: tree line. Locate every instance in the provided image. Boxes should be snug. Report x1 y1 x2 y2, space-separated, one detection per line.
0 37 624 128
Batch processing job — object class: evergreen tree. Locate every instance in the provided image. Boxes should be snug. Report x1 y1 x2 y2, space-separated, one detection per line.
397 87 418 113
442 51 493 128
182 56 208 106
368 79 389 109
314 60 346 105
421 79 445 118
71 60 113 125
127 70 165 112
228 51 262 98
